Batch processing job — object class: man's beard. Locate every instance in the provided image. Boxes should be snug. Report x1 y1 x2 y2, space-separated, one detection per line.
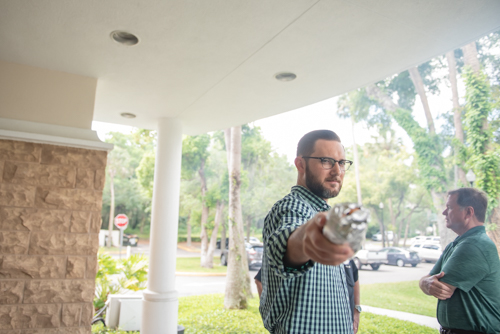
305 163 342 199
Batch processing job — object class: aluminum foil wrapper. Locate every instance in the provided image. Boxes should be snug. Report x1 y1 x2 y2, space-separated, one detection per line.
322 203 370 253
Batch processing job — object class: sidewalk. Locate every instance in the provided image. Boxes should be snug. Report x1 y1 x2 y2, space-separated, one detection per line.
362 305 440 330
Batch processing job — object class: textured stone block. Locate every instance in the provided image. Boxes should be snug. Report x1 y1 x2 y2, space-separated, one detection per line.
0 184 36 208
66 257 86 279
86 256 98 279
89 234 99 255
29 233 90 255
94 169 106 190
0 304 60 330
0 281 24 304
80 303 93 327
0 255 66 279
38 165 76 188
0 231 30 254
0 208 71 232
2 162 38 185
76 169 94 189
89 212 102 233
0 160 4 183
23 280 94 304
41 146 107 169
61 304 81 327
0 141 41 163
35 187 101 211
69 212 90 233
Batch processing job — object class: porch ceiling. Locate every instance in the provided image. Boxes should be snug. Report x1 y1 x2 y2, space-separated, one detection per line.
1 1 500 134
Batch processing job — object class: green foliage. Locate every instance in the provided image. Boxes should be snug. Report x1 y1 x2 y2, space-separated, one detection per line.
94 252 149 311
94 252 121 311
391 108 447 192
463 67 500 216
182 134 211 178
117 254 149 291
92 323 139 334
361 281 437 317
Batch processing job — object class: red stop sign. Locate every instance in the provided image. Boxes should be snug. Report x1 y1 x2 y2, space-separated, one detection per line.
114 214 129 230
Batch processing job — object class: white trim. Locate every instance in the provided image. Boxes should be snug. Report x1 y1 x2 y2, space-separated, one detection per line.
0 118 113 151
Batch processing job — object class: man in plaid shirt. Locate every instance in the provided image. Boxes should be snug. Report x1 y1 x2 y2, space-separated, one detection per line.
259 130 356 334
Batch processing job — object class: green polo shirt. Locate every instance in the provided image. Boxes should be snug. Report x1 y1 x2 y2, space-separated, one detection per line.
429 226 500 334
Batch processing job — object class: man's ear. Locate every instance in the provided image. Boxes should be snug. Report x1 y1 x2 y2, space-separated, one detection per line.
295 156 305 173
466 206 475 219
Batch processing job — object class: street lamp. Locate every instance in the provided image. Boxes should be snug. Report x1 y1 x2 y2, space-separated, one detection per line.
466 169 476 187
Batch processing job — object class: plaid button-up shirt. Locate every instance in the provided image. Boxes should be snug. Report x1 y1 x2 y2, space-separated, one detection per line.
259 186 353 334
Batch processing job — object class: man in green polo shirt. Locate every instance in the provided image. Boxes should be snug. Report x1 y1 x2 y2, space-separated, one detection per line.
419 188 500 334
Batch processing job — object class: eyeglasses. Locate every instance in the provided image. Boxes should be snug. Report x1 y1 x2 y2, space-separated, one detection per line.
302 156 353 171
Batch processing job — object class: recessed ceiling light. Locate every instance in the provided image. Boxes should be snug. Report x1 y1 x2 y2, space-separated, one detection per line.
120 113 136 119
275 72 297 82
110 31 139 46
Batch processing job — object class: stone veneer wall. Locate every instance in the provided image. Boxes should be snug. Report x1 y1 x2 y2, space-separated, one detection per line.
0 139 107 334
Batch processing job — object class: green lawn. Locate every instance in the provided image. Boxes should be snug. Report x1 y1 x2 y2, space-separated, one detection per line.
92 293 438 334
178 294 437 334
361 281 437 317
176 257 227 274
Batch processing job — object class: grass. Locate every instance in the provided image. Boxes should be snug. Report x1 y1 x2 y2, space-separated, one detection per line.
176 257 227 273
178 294 437 334
92 293 438 334
361 281 437 317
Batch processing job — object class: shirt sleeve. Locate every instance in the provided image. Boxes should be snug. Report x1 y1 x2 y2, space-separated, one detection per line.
438 242 490 293
265 203 314 279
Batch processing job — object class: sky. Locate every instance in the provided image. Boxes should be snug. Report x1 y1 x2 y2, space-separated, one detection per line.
92 71 464 165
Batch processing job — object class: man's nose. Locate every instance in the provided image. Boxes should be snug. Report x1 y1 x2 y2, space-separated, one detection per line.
330 161 341 174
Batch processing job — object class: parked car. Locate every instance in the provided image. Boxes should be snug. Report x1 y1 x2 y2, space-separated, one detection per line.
217 237 261 249
379 247 420 267
410 236 440 244
410 242 442 263
122 234 139 247
353 249 387 270
220 243 263 269
371 231 394 242
245 236 261 245
216 238 229 249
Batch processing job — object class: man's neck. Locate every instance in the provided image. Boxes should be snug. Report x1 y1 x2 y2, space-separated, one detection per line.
455 222 483 236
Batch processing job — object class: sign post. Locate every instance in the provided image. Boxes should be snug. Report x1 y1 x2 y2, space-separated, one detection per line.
114 214 129 259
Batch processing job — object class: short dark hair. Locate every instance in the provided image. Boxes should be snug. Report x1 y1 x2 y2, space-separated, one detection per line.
448 188 488 222
296 130 341 157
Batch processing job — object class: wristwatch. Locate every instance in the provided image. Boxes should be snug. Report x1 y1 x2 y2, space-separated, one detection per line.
355 305 362 313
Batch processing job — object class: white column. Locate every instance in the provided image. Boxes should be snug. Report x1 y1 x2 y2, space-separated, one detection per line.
142 118 183 334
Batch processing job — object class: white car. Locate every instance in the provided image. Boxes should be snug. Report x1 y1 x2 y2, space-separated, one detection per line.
244 236 261 245
371 231 394 242
409 242 442 263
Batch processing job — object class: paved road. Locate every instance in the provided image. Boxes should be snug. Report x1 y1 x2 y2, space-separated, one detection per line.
175 263 434 297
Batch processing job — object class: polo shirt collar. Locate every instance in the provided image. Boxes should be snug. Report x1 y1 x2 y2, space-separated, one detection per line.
291 185 331 212
453 225 485 245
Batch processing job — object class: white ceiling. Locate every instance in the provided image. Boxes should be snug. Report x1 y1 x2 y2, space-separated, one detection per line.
1 0 500 135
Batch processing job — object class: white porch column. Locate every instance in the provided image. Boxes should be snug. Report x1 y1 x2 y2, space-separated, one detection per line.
142 118 183 334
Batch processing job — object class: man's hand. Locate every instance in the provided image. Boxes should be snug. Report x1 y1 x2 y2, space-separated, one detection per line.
285 212 354 267
419 272 457 300
353 310 360 334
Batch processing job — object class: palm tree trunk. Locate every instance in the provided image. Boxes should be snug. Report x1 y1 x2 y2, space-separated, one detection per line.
224 126 251 309
408 67 436 134
199 162 210 268
446 51 468 187
206 201 224 268
351 116 362 205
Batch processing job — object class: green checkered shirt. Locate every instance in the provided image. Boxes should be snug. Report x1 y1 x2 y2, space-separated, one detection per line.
259 186 353 334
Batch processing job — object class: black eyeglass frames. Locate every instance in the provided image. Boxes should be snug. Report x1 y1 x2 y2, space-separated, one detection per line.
302 156 353 171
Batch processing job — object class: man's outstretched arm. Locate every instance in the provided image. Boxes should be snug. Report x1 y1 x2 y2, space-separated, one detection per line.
284 212 353 267
419 272 457 300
